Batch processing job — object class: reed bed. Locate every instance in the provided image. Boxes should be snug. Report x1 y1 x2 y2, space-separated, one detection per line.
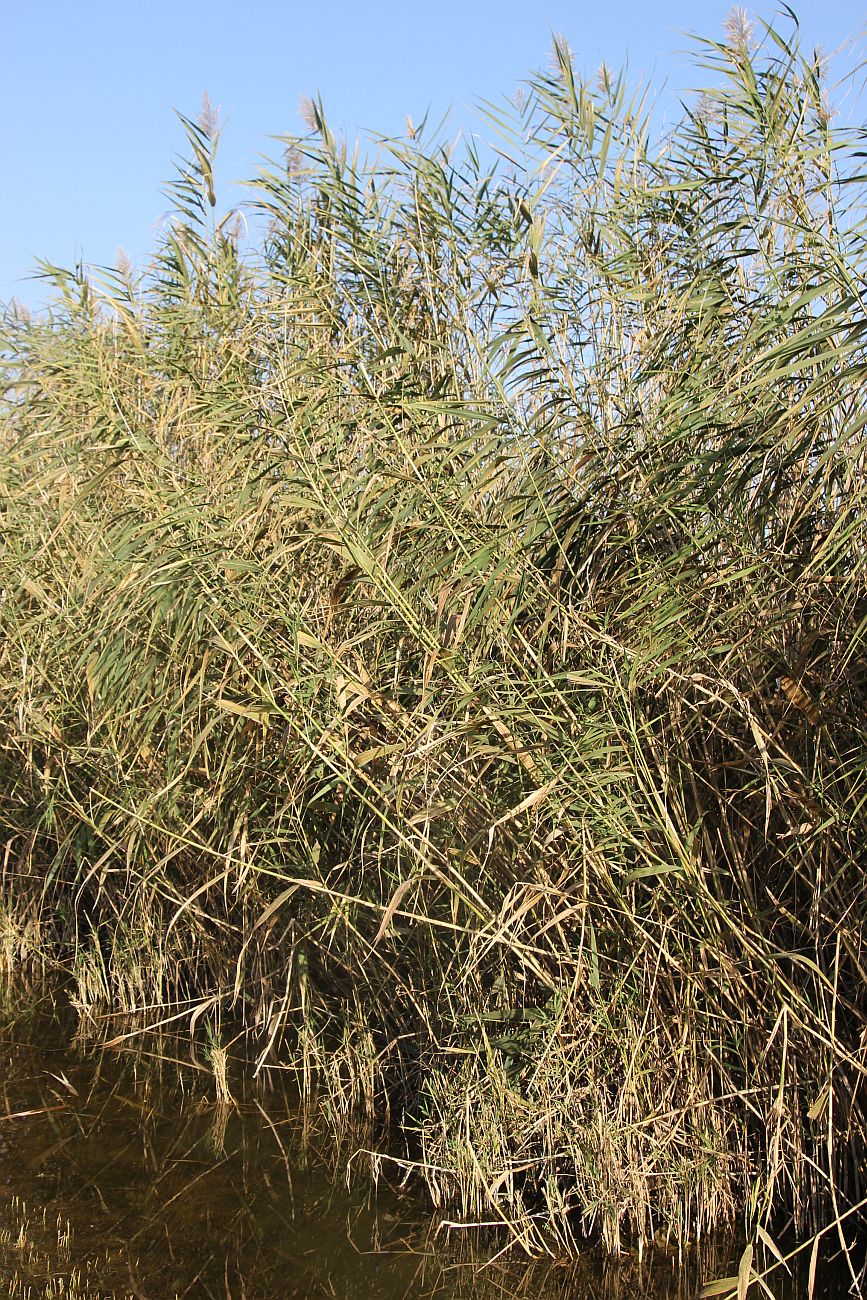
1 11 866 1276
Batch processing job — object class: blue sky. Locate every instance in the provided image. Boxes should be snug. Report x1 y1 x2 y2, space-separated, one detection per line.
2 1 865 306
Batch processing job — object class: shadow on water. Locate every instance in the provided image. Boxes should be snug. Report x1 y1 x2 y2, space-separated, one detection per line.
0 984 855 1300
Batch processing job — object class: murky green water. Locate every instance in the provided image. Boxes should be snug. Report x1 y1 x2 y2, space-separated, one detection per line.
0 986 855 1299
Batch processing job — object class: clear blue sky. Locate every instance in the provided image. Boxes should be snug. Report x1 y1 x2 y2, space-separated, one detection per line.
2 1 865 307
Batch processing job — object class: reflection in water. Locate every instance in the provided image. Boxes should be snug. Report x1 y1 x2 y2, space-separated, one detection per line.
0 986 852 1299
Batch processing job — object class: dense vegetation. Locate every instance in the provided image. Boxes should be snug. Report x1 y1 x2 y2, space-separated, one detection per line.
1 11 866 1280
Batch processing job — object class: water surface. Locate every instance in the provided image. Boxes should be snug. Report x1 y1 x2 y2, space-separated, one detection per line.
0 988 854 1299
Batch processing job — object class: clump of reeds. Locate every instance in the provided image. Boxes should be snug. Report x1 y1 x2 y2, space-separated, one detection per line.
1 9 865 1276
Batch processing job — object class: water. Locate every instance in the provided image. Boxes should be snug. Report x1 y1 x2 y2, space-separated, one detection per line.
0 986 856 1299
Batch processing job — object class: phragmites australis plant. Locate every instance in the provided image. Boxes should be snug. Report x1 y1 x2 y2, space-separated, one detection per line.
1 10 866 1286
